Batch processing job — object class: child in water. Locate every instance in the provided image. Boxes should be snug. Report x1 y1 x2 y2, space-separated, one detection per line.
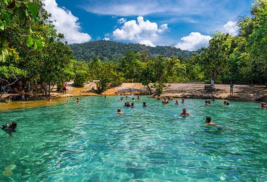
76 98 80 103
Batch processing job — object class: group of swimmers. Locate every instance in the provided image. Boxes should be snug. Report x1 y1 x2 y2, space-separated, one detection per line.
117 95 227 127
118 96 146 114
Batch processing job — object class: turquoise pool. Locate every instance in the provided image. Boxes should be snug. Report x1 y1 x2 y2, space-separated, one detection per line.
0 96 267 181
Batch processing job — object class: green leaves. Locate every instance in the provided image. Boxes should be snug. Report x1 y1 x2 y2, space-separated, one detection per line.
26 33 43 50
26 36 34 47
27 3 38 18
0 12 11 30
0 48 9 62
0 19 4 30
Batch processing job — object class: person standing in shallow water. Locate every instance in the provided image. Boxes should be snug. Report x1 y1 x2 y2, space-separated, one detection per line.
230 81 234 96
179 108 192 116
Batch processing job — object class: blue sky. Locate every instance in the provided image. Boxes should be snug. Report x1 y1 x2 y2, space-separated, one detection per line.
42 0 252 51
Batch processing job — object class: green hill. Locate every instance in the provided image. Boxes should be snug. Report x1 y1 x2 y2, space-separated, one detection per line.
69 40 193 62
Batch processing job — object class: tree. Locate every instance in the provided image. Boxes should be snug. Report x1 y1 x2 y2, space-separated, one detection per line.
246 0 267 84
198 32 233 82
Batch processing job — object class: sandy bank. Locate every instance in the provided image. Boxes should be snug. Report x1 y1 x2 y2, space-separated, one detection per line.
1 82 266 111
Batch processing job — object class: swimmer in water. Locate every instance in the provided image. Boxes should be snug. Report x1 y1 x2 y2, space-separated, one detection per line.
131 103 134 108
1 122 17 131
143 102 147 107
162 98 169 104
132 98 135 102
76 98 80 103
203 116 220 127
205 100 210 106
179 108 192 116
124 102 130 107
182 99 185 104
117 108 123 114
137 95 142 100
175 100 179 105
260 102 266 108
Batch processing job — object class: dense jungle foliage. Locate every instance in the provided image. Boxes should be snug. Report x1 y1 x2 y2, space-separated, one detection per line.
1 0 267 96
69 41 193 62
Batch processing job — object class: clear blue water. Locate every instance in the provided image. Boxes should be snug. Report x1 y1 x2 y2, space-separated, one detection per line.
0 96 267 181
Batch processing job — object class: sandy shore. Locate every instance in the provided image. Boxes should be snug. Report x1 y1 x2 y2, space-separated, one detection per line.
1 82 266 111
104 82 267 101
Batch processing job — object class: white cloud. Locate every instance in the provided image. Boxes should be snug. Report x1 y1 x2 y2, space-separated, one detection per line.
113 16 168 46
83 0 166 16
42 0 91 44
158 24 168 33
139 40 155 47
176 32 211 51
223 21 239 36
103 37 110 41
118 18 126 24
82 0 247 19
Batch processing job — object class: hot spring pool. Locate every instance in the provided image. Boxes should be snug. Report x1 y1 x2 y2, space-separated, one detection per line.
0 96 266 181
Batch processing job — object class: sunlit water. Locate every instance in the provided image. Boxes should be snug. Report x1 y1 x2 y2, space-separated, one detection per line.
0 96 267 182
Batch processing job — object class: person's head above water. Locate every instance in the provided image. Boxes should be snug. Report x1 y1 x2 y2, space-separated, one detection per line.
205 116 211 123
117 108 123 114
10 122 17 130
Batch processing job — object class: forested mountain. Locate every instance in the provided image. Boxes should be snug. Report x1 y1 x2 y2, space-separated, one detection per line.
69 40 193 62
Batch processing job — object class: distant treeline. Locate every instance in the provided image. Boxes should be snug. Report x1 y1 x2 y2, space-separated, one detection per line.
69 40 193 62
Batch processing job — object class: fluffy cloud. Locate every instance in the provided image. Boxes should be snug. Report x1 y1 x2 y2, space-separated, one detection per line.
113 16 168 45
176 32 211 51
139 40 155 47
42 0 91 44
223 21 239 36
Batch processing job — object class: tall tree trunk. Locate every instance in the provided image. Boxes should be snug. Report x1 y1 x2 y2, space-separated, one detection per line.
147 84 152 95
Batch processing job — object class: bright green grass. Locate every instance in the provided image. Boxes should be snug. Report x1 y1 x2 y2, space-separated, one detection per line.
0 96 266 181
